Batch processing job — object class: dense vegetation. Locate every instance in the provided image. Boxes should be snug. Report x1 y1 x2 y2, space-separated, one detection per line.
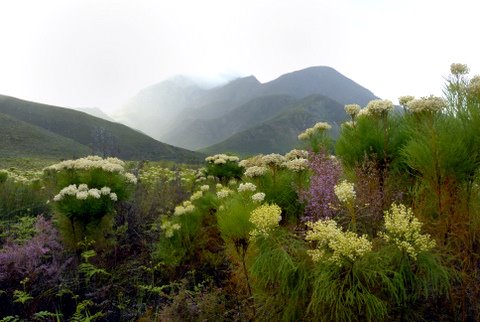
1 64 480 321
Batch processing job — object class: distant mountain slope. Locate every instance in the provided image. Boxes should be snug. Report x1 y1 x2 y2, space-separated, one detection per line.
0 95 202 163
121 66 377 145
0 112 91 158
200 95 347 156
162 95 297 149
259 66 376 106
115 76 207 137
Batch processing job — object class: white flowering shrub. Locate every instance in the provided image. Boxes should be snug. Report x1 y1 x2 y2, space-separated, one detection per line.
44 156 137 248
204 154 243 182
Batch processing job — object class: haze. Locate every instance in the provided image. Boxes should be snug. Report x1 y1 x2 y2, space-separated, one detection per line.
0 0 478 113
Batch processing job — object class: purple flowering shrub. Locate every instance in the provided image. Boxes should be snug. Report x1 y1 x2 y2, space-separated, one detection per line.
299 152 342 221
0 215 70 316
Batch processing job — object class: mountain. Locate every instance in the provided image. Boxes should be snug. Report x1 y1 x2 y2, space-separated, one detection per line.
115 76 207 137
0 95 202 163
259 66 376 106
200 95 347 156
120 66 376 146
75 107 115 122
162 95 297 149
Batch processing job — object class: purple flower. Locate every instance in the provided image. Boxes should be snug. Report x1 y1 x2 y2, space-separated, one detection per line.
299 152 342 221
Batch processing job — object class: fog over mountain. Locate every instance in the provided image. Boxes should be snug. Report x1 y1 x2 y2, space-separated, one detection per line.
116 66 378 153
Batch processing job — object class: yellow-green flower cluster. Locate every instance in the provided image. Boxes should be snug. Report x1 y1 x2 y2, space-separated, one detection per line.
407 95 446 114
190 190 203 201
334 180 356 204
160 220 181 238
344 104 361 117
174 200 195 216
381 203 435 260
249 203 282 237
306 219 372 266
53 184 117 202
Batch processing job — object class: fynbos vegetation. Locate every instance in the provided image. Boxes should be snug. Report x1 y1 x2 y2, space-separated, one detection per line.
1 64 479 321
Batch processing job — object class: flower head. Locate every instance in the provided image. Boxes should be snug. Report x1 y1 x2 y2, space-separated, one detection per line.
380 203 435 260
366 99 394 116
306 219 372 266
249 204 282 237
344 104 361 117
334 180 356 204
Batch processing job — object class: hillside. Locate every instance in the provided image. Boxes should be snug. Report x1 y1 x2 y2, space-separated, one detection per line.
75 107 115 122
0 112 91 159
0 95 203 163
162 95 297 149
201 95 347 156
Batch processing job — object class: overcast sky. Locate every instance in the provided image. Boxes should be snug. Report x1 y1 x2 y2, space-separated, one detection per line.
0 0 479 113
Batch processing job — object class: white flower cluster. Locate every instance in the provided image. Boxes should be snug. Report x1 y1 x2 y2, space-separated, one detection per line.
205 154 240 165
468 75 480 96
380 203 436 260
298 122 332 140
0 169 43 184
334 180 356 204
407 95 446 114
285 149 308 160
262 153 286 167
53 184 117 202
200 184 210 192
238 155 265 168
283 158 308 172
306 219 372 266
244 166 269 178
249 203 282 237
450 63 469 76
398 95 415 107
365 99 394 116
174 200 195 216
160 220 181 238
238 182 257 193
217 188 233 199
45 156 137 184
251 192 266 203
344 104 361 117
